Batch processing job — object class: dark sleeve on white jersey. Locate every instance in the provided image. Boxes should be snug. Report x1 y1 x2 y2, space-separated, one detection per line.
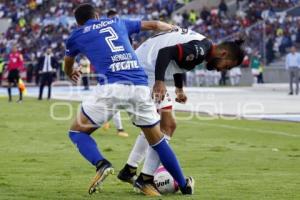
155 39 212 81
173 73 184 88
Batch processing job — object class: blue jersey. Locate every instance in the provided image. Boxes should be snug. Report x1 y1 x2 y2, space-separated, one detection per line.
65 18 148 85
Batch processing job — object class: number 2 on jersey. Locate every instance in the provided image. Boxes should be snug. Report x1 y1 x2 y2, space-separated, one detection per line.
100 27 125 52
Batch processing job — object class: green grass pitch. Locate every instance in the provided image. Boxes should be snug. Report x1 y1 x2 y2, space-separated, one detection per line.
0 97 300 200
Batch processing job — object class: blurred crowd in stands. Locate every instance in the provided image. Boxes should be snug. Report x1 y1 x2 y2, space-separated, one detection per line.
172 0 300 65
0 0 184 64
0 0 299 86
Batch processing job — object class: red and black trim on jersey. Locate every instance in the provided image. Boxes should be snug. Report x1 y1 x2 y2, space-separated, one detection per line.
155 38 212 87
176 44 184 62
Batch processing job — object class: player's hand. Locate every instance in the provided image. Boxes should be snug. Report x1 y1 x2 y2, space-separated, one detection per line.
152 80 167 103
175 88 187 104
69 69 82 84
171 25 180 32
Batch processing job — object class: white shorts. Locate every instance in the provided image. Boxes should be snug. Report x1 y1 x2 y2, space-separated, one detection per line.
81 84 160 127
147 80 173 110
155 92 173 110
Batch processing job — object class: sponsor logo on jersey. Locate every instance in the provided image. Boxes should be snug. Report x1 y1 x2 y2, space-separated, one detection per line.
199 47 204 56
194 45 205 59
92 20 115 30
83 26 92 33
186 54 195 61
110 60 139 72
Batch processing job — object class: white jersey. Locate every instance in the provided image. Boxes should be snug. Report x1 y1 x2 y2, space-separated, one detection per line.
136 29 207 87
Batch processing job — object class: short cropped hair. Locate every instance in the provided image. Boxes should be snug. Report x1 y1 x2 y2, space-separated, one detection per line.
219 39 245 66
74 3 97 25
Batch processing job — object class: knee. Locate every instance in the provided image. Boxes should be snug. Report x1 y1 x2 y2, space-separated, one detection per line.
161 121 176 137
69 113 97 135
169 122 177 135
70 120 80 132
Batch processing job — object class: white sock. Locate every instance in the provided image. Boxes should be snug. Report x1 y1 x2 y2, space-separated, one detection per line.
127 132 148 167
141 135 171 176
113 111 123 130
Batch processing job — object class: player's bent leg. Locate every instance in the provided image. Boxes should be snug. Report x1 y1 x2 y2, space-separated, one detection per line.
157 92 176 137
134 135 169 196
138 110 175 180
69 111 114 195
131 127 162 196
119 94 176 181
139 134 170 177
141 125 194 195
69 110 98 133
127 86 193 195
118 110 175 177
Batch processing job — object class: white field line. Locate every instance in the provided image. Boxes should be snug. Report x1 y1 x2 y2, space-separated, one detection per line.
182 121 300 138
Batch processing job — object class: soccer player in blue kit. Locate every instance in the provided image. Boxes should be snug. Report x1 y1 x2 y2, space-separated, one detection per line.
64 4 194 196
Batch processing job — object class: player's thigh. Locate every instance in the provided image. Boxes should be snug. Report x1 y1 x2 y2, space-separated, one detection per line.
71 86 116 133
126 86 160 127
141 124 164 146
125 86 161 143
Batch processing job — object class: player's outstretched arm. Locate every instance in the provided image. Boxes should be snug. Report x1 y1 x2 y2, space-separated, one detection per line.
141 21 176 32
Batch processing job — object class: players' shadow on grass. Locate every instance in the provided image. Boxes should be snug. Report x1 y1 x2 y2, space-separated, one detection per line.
0 124 9 128
257 168 270 171
209 146 231 152
22 158 43 163
0 182 11 187
288 154 300 157
103 147 114 152
291 148 299 151
61 172 72 178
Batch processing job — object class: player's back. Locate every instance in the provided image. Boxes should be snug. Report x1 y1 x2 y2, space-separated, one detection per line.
136 29 206 86
66 17 147 85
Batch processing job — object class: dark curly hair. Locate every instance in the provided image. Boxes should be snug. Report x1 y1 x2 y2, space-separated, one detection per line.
219 39 245 66
74 3 97 25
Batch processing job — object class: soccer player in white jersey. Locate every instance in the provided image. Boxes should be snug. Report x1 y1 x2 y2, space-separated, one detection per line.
118 28 245 193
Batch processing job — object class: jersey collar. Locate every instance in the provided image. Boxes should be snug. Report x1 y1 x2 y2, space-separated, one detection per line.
84 16 110 25
84 19 99 25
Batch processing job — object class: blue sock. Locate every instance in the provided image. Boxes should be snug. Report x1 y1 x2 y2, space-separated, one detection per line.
69 131 104 166
152 138 187 188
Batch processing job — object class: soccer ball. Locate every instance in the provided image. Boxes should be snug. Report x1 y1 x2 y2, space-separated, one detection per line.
154 166 179 194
